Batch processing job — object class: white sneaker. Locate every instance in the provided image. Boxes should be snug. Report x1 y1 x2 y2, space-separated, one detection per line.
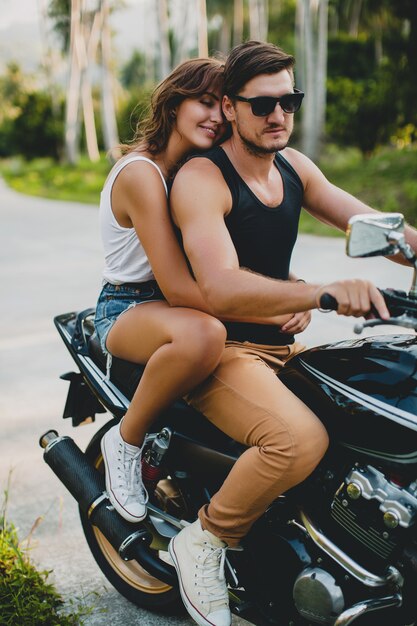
169 520 231 626
101 423 148 523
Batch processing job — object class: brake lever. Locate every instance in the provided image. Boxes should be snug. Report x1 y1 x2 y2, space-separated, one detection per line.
319 291 417 334
354 315 417 335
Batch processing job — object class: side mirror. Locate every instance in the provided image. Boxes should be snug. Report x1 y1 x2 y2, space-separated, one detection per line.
346 213 405 258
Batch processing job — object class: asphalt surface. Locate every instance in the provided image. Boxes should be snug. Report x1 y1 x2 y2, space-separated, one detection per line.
0 176 412 625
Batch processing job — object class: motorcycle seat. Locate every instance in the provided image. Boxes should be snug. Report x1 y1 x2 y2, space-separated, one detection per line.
86 319 246 457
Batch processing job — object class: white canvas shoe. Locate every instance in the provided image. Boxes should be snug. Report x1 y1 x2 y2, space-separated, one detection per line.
101 423 148 523
169 520 231 626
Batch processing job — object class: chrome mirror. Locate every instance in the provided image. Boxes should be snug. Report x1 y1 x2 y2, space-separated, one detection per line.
346 213 405 258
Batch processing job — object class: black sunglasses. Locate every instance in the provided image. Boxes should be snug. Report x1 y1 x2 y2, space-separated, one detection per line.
231 89 304 116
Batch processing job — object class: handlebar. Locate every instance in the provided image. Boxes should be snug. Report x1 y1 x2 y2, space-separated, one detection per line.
319 288 417 333
319 293 338 311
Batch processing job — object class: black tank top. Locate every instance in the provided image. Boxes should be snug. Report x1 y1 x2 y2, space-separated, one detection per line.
190 146 304 345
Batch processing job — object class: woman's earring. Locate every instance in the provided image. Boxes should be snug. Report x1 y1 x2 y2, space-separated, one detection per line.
170 110 176 119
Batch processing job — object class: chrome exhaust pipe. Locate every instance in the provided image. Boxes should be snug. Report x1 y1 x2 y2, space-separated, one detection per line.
40 430 177 587
334 593 402 626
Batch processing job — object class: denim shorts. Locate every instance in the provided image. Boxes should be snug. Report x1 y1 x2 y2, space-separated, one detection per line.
94 280 165 354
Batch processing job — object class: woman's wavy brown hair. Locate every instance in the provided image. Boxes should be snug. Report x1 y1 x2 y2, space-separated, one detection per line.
123 57 225 156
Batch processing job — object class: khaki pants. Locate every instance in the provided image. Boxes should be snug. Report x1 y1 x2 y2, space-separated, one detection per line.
185 341 329 547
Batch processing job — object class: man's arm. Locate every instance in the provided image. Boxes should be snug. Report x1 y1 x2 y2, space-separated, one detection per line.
284 147 417 262
170 157 389 320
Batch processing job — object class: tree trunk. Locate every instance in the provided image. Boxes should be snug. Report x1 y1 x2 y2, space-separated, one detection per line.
349 0 363 37
249 0 268 41
316 0 328 152
100 0 120 162
157 0 171 80
218 15 231 55
297 0 328 161
233 0 244 46
197 0 208 56
79 9 101 163
38 0 61 116
143 0 156 83
171 0 190 64
374 15 383 66
65 0 82 164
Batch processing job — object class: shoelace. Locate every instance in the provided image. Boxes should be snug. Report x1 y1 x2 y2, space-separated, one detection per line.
117 442 148 504
195 543 228 608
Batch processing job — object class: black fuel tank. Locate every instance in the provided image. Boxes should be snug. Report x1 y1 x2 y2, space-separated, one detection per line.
280 334 417 468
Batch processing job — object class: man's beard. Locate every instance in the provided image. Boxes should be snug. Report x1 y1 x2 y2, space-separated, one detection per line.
236 122 289 157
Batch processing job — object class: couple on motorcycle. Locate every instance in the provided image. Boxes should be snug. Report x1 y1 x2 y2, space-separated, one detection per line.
94 40 417 626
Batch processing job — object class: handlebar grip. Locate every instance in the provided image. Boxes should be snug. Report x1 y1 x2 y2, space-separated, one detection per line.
319 293 338 311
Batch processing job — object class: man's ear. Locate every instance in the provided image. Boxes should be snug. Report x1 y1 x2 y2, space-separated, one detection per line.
222 95 235 122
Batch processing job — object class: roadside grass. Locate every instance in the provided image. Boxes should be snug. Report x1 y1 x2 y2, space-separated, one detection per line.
0 478 97 626
1 144 417 236
0 156 110 205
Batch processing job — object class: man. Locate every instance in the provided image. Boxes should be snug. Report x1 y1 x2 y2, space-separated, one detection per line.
167 41 417 626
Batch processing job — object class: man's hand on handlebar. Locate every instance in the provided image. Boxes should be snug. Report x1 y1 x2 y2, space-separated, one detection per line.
315 280 390 320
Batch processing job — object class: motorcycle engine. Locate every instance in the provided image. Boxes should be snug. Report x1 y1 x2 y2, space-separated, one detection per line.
293 567 344 624
329 464 417 566
292 463 417 624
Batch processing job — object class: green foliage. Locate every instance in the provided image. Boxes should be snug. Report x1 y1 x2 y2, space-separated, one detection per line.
120 49 147 90
327 34 375 80
319 144 417 227
0 62 25 112
326 73 395 156
47 0 71 52
267 0 297 54
117 87 153 146
0 482 93 626
0 524 80 625
9 92 64 160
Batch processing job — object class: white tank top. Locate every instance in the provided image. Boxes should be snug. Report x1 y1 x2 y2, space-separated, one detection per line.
99 155 168 285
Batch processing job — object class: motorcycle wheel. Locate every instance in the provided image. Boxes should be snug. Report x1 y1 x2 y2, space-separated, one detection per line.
79 421 181 611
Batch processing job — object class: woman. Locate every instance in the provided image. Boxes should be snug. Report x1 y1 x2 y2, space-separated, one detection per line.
94 58 228 524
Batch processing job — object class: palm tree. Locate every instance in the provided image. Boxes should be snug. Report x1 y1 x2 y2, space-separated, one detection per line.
81 7 101 162
157 0 171 79
233 0 244 46
198 0 209 56
65 0 82 164
100 0 120 160
248 0 268 41
296 0 329 161
49 0 120 163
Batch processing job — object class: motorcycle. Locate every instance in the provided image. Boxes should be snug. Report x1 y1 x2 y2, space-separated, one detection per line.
40 212 417 626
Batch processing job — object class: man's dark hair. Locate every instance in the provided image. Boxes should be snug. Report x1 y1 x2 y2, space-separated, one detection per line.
223 40 295 96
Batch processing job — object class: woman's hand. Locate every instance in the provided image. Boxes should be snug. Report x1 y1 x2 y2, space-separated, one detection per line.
280 310 312 334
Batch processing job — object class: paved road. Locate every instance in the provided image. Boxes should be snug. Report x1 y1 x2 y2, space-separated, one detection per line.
0 178 412 625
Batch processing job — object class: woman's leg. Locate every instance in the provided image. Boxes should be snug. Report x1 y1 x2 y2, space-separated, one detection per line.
106 301 226 445
101 301 226 523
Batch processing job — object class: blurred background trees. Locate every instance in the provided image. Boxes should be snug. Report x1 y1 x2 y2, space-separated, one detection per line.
0 0 416 164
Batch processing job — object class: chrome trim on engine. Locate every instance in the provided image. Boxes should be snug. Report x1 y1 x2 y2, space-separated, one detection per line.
299 511 403 588
333 593 402 625
346 466 417 528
